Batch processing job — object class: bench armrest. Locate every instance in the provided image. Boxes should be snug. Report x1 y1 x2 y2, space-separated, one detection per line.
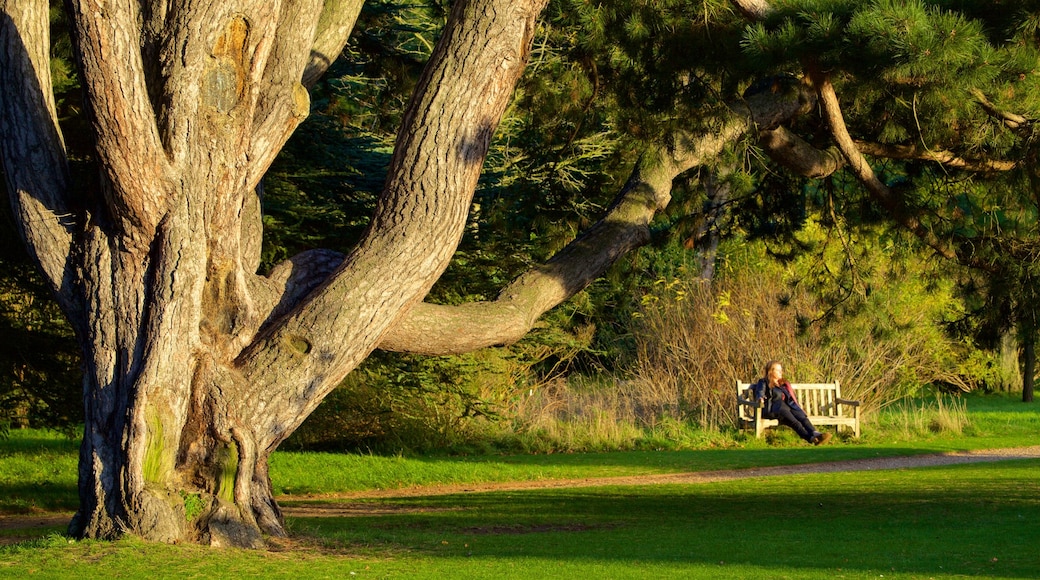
835 397 860 407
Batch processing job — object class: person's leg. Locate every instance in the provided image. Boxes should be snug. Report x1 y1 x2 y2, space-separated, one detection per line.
788 405 820 438
786 406 833 444
773 404 815 442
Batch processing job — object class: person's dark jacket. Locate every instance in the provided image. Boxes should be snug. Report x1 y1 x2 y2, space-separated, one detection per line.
749 378 803 417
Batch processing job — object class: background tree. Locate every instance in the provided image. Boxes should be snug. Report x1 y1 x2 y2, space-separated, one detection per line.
739 0 1040 401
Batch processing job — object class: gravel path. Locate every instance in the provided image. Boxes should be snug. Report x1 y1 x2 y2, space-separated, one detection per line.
299 445 1040 499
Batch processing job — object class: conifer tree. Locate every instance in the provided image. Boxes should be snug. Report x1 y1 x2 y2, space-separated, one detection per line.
737 0 1040 401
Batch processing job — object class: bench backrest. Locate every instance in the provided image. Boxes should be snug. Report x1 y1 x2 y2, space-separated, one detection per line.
737 381 845 418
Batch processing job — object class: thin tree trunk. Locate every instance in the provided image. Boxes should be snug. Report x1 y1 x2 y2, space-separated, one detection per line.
1023 330 1036 403
695 169 732 281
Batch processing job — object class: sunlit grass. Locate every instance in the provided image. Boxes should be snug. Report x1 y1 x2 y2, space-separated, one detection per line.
3 460 1038 579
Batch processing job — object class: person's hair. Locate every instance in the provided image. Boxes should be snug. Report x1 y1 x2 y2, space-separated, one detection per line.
763 360 781 382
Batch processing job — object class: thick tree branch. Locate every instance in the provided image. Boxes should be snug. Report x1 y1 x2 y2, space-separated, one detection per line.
234 0 549 448
67 0 172 236
376 141 706 355
759 126 845 178
246 1 323 181
0 0 82 320
302 0 366 87
379 83 816 355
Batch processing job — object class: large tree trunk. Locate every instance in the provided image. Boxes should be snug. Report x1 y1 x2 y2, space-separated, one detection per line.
1 0 812 548
3 0 544 546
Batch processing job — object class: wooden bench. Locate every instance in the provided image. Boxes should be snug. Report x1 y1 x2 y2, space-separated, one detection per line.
736 380 861 438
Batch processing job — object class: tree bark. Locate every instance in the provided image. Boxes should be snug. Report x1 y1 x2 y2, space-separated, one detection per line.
1021 327 1035 403
3 0 546 546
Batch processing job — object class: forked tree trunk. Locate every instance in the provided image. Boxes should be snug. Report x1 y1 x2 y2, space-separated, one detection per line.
2 0 544 546
2 0 816 547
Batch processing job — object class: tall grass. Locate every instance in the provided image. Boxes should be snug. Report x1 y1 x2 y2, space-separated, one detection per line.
874 393 972 439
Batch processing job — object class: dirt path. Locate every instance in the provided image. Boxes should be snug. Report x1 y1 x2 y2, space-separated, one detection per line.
4 446 1039 531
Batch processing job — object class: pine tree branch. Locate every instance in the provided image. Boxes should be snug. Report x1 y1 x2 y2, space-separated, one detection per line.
759 127 1016 176
853 141 1017 173
810 70 961 262
971 88 1030 132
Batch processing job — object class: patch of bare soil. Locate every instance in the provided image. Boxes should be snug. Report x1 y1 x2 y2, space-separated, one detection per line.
4 446 1038 536
0 514 72 545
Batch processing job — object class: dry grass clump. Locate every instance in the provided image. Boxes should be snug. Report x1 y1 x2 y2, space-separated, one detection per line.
875 394 971 438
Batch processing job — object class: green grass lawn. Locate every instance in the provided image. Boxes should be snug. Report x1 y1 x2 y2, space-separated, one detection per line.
0 393 1038 578
2 460 1037 579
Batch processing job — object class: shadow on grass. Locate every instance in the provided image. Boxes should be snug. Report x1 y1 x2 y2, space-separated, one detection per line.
288 460 1040 579
0 483 78 513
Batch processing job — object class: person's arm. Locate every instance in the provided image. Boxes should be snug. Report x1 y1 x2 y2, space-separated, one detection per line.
751 380 765 407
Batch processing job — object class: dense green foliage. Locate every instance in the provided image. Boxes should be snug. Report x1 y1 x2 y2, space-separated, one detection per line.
0 201 80 436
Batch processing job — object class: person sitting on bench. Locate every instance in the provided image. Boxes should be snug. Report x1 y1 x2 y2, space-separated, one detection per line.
750 360 832 445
